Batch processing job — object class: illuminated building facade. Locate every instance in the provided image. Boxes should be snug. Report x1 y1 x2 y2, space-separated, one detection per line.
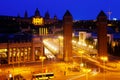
0 8 58 64
32 8 44 26
32 8 47 36
31 8 57 36
32 17 44 26
0 34 43 64
16 8 58 36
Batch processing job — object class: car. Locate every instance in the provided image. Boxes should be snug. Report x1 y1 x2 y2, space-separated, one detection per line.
9 74 25 80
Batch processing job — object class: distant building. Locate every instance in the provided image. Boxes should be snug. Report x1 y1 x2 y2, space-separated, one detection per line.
1 9 120 64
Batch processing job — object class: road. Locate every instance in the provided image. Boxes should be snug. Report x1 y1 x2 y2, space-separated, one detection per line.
1 38 120 80
1 60 120 80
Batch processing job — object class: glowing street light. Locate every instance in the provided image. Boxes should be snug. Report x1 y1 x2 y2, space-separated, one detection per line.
100 56 108 62
80 63 84 67
78 50 84 68
88 45 93 49
100 56 108 80
9 73 12 78
58 36 63 40
82 68 91 80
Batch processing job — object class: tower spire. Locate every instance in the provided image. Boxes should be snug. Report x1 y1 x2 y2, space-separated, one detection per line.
97 10 108 58
63 10 73 62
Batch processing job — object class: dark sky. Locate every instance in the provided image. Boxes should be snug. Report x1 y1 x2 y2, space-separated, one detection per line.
0 0 120 20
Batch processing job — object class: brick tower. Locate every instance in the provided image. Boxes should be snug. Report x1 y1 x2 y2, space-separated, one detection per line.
63 10 73 62
96 11 108 58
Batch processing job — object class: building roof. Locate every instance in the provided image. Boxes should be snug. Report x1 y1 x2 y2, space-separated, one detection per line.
97 10 107 21
63 10 72 17
97 11 107 17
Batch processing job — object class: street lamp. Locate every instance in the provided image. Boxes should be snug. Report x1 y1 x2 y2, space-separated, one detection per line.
12 54 15 80
100 56 108 80
8 73 12 80
39 56 46 73
100 56 108 62
58 36 63 59
78 50 84 68
82 68 91 80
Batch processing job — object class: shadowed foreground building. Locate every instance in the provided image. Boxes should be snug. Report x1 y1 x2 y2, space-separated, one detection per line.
97 11 108 58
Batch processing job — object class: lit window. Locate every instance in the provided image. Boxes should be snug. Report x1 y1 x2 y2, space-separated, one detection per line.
32 17 44 25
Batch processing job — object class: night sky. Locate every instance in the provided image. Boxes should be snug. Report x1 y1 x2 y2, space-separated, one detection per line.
0 0 120 20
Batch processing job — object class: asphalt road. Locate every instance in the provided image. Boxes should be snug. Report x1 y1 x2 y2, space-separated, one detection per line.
1 60 120 80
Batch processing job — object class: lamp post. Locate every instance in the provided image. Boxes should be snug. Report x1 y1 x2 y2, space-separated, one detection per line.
58 38 60 56
39 56 46 73
58 36 63 59
86 68 91 80
78 50 84 68
82 68 91 80
100 56 108 80
12 53 15 80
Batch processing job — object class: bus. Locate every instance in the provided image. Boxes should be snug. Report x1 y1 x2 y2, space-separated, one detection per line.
32 73 54 80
